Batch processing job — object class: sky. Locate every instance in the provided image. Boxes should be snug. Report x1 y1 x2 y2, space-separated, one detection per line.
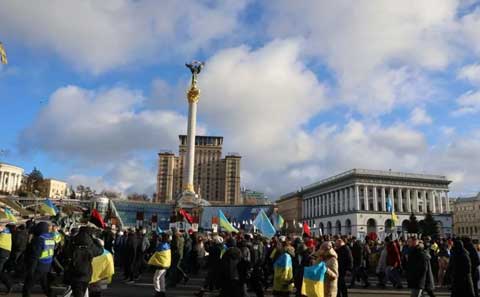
1 0 480 199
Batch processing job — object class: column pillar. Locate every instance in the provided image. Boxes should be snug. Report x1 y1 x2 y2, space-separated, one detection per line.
330 193 334 215
429 190 436 213
321 195 325 216
445 191 450 212
0 171 3 191
422 190 427 213
389 188 395 212
373 186 378 211
437 191 443 213
406 189 412 212
363 185 369 211
413 189 419 212
381 187 386 211
354 185 360 210
333 191 339 214
349 187 354 211
398 188 403 212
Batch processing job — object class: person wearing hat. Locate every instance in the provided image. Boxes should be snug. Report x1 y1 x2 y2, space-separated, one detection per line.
0 220 12 294
22 221 55 297
315 241 338 297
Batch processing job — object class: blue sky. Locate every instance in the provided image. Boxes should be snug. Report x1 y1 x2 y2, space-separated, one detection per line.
1 0 480 198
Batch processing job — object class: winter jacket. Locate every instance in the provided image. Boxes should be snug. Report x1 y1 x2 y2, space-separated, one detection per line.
336 244 353 276
64 228 104 283
447 241 475 297
407 246 434 290
386 242 402 268
24 222 52 273
315 247 338 297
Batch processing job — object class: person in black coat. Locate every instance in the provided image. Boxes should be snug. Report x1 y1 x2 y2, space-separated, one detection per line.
8 224 28 276
448 240 476 297
350 239 370 288
463 237 480 297
335 238 353 297
407 237 436 297
64 226 104 297
124 229 138 283
219 242 245 297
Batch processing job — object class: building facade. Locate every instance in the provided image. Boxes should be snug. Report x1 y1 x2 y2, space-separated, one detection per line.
297 169 452 238
0 163 24 194
452 193 480 240
41 178 69 198
156 135 241 205
277 191 303 233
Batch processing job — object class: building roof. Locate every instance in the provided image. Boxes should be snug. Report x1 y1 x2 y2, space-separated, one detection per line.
0 162 24 171
453 193 480 203
302 168 451 193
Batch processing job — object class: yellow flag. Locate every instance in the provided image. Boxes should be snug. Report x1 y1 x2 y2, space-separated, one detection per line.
0 42 7 65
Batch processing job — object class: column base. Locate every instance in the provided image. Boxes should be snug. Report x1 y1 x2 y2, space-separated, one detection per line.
176 190 210 208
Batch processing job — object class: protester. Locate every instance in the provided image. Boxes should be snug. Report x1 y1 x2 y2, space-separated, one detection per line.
315 241 338 297
148 233 172 297
0 221 12 294
406 237 436 297
448 239 475 297
335 238 353 297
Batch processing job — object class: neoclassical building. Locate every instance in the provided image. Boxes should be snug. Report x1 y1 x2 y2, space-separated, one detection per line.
0 162 24 194
297 169 452 238
452 193 480 240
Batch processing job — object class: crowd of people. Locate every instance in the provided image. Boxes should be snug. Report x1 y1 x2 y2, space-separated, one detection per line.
2 216 480 297
140 229 480 297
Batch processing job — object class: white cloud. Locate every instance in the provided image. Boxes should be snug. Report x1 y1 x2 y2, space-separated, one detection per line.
68 159 156 195
19 85 204 163
457 63 480 85
199 39 329 171
453 90 480 115
410 107 433 125
0 0 248 74
264 0 459 115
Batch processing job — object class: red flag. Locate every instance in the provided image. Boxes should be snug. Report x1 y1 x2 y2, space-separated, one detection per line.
303 221 311 237
179 208 193 224
90 209 106 229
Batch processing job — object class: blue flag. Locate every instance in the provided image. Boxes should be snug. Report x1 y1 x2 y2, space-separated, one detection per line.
156 226 164 234
253 210 276 238
386 196 393 212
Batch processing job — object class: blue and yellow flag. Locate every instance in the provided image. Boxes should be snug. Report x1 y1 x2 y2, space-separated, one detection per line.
254 209 276 238
0 208 17 223
301 261 327 297
40 198 58 216
276 214 285 230
0 228 11 252
218 209 238 233
148 242 171 268
0 42 7 65
386 196 398 226
273 252 294 292
90 249 115 284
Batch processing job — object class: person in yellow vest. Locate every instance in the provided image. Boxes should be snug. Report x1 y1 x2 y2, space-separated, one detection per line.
22 221 55 297
0 220 12 294
148 233 172 297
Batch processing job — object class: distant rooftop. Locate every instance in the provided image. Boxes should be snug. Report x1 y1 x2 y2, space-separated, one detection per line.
302 168 451 192
0 162 25 171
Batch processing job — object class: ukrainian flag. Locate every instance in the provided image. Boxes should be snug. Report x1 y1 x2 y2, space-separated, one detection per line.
273 252 294 292
277 214 285 230
218 209 238 233
90 249 115 284
0 42 7 64
148 242 171 268
0 208 17 223
40 198 58 216
0 228 11 252
301 261 327 297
